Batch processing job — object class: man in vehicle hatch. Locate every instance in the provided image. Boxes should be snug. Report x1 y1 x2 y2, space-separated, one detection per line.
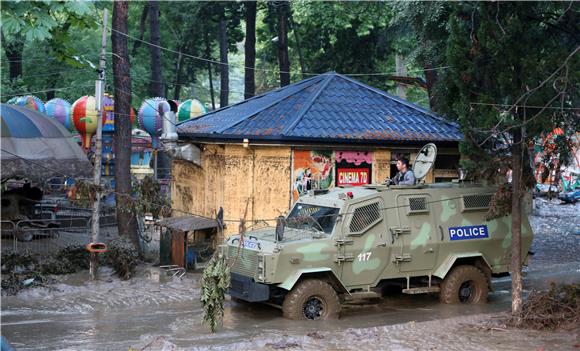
391 156 416 185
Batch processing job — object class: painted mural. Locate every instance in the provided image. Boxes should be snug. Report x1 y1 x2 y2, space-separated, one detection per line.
292 150 334 202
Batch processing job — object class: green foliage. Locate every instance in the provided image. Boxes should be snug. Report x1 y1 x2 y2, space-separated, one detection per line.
132 176 171 219
104 237 140 280
405 2 579 184
201 253 230 333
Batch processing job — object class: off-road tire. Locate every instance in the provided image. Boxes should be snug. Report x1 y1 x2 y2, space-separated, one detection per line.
16 227 34 242
440 265 489 304
282 279 340 320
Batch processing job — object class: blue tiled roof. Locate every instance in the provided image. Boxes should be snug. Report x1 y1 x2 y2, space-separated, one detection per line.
177 72 463 144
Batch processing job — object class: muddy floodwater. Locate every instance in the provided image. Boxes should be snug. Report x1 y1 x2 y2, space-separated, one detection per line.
2 199 579 351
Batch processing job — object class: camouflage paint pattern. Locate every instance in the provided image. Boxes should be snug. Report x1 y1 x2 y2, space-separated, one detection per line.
221 182 534 297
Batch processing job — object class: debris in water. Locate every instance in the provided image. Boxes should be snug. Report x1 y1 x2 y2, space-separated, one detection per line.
22 278 35 286
508 283 579 330
265 340 302 349
306 331 325 339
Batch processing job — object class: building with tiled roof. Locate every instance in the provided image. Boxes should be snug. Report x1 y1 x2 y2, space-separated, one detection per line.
171 72 463 237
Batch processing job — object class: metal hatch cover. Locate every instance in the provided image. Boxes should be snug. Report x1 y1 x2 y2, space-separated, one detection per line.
413 143 437 183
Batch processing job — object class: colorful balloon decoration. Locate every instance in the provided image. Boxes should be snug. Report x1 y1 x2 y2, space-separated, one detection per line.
45 98 74 132
177 99 207 123
71 96 106 149
138 97 169 148
6 97 19 104
10 95 46 113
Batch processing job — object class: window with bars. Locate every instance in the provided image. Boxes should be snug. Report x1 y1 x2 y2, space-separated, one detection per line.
349 202 382 234
462 194 492 211
408 197 428 214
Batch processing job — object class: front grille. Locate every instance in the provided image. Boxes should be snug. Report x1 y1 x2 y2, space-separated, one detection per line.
227 245 259 277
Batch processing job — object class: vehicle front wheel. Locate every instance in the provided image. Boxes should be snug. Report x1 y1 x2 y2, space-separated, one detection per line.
440 265 489 304
282 279 340 320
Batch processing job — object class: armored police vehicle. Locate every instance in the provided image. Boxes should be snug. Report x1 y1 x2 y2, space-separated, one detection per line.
220 144 534 320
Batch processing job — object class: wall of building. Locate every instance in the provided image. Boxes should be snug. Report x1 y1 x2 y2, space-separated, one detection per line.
171 144 458 238
172 145 291 237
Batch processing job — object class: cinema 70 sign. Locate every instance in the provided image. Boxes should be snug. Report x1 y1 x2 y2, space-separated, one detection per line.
336 168 370 187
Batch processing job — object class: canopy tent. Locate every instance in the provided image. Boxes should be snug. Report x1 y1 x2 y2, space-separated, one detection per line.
1 104 92 182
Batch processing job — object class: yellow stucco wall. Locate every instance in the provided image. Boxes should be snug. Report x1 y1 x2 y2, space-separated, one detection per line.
372 150 391 184
171 145 291 237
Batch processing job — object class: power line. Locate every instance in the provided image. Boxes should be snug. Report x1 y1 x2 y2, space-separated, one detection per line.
470 102 580 111
1 83 96 98
17 67 93 80
103 21 453 78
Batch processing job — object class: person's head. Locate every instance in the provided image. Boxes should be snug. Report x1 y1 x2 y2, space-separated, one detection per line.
396 157 410 172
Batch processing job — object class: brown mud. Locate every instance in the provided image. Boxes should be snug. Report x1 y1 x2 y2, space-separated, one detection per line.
1 198 579 351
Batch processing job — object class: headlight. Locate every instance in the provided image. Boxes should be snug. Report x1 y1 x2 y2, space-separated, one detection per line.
257 254 264 281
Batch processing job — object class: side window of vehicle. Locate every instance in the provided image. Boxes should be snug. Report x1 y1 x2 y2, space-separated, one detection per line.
348 201 382 235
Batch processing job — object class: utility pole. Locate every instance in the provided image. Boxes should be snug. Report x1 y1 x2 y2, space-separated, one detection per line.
90 8 108 281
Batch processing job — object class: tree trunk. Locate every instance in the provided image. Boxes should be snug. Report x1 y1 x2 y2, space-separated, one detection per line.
244 1 256 100
112 0 139 249
289 16 305 80
173 46 184 100
277 3 291 87
510 127 523 321
149 1 163 97
395 54 408 99
131 3 149 56
219 15 229 107
206 30 216 110
424 62 438 112
2 32 24 80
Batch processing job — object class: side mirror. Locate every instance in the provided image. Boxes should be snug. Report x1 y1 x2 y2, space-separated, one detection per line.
275 216 285 242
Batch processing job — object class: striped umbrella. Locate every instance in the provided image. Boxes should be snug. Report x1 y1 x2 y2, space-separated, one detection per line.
177 99 207 123
0 104 92 181
72 96 106 149
45 98 74 132
9 95 46 114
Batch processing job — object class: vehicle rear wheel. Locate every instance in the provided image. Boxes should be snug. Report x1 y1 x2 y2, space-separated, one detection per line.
16 227 34 242
282 279 340 320
440 265 489 304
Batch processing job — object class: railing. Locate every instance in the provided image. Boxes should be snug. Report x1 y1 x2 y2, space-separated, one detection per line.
0 216 117 257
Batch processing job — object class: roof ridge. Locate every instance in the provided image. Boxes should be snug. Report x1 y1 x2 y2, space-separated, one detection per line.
334 73 458 127
176 74 323 128
281 72 335 135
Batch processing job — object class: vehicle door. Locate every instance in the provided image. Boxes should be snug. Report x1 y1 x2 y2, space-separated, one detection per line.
393 193 439 272
338 197 391 287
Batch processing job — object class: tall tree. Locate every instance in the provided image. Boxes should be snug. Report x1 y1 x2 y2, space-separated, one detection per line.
205 29 216 110
275 1 290 86
1 32 24 80
218 11 229 107
416 2 579 318
148 1 163 97
286 2 393 90
396 2 451 112
112 0 139 249
1 1 97 91
244 1 257 99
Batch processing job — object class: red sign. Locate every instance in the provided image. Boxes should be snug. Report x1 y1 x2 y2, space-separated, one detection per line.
337 168 370 186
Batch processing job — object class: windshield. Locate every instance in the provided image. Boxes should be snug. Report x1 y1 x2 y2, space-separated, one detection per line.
286 203 340 234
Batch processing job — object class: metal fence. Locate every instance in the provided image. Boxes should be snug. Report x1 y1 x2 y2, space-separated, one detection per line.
1 214 118 257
